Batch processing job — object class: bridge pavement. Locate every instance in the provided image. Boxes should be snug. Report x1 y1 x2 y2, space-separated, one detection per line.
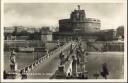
26 42 73 79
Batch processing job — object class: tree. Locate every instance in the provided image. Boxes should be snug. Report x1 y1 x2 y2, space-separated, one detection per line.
116 26 124 39
93 72 99 79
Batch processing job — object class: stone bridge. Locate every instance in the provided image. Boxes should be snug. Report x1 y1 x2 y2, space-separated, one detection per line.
19 42 77 79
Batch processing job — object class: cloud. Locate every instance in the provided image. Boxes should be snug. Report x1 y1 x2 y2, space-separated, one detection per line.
4 9 58 27
4 3 124 29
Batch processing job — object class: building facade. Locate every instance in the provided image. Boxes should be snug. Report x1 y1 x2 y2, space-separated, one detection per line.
40 27 53 42
59 5 101 33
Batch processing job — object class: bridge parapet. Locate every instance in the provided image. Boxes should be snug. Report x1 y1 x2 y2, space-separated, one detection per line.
19 42 74 77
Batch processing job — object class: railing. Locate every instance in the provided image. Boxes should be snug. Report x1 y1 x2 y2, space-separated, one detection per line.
87 41 101 52
19 42 72 74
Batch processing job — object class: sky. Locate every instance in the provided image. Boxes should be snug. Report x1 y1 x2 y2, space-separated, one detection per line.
4 3 125 30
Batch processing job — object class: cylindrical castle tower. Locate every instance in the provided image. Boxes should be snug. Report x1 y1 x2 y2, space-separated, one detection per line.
59 5 101 33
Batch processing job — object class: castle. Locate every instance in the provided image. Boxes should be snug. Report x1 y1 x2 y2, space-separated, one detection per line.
53 5 102 41
59 5 101 33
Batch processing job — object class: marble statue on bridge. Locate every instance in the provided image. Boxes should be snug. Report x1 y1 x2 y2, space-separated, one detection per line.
10 50 17 72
